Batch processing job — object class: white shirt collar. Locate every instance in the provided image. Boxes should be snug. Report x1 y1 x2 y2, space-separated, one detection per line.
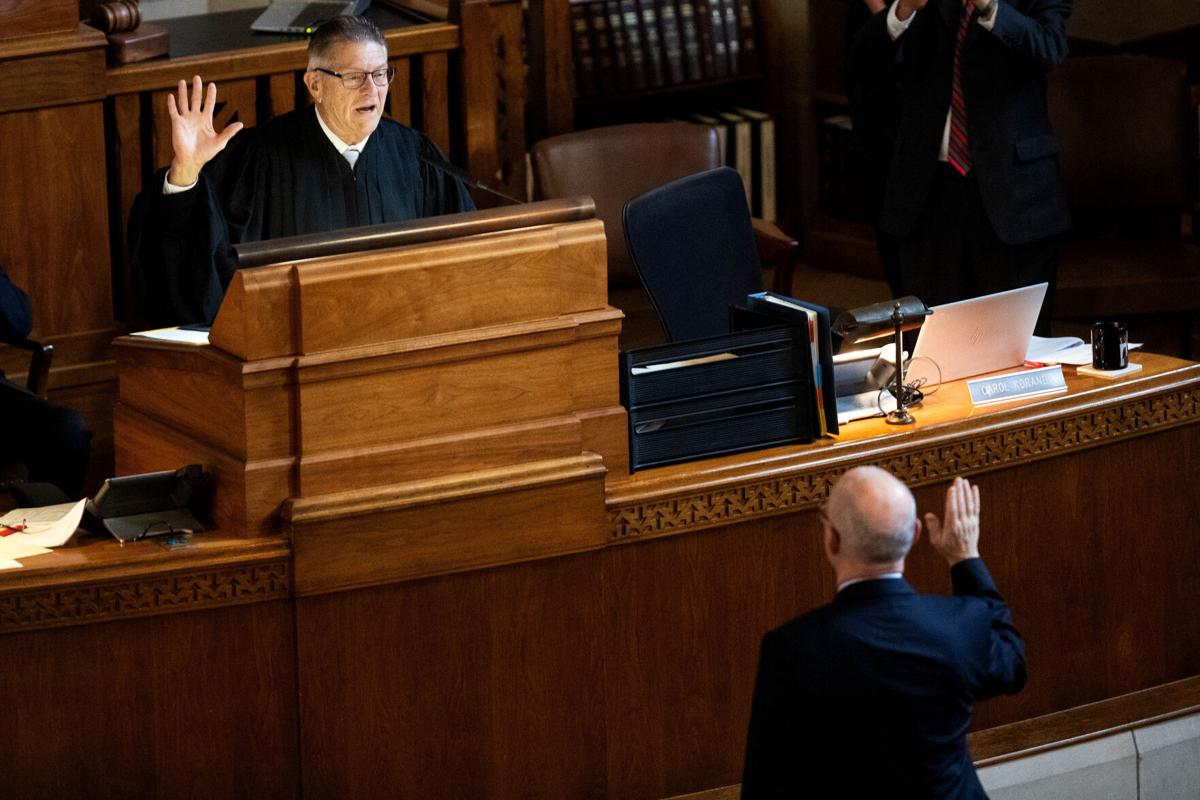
313 105 370 154
837 573 903 593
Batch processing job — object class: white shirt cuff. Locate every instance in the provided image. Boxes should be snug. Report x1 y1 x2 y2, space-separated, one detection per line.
887 1 916 39
978 0 999 30
162 172 197 195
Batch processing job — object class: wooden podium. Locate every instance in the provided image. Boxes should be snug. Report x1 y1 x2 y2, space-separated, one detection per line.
112 199 628 594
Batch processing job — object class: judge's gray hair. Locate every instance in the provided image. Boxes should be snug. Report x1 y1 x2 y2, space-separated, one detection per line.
826 466 916 564
307 16 387 67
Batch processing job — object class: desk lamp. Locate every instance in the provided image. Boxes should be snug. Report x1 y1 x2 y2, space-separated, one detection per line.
832 297 931 425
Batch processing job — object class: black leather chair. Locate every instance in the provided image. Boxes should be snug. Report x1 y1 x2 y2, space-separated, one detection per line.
623 167 765 342
7 336 53 398
531 122 798 348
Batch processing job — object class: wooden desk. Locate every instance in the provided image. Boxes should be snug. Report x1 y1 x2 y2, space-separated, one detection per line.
2 353 1198 798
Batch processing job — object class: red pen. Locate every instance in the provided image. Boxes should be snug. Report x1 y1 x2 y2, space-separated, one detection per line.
0 521 28 537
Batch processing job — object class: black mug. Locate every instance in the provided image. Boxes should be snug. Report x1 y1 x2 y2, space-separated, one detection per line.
1091 321 1129 370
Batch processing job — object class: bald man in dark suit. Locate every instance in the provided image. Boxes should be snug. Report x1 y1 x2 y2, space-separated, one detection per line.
742 470 1025 798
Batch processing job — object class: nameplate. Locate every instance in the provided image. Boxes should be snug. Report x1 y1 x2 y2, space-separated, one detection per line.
967 365 1068 406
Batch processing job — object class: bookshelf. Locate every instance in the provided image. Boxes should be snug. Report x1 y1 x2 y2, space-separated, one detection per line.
527 0 778 223
566 0 762 104
526 0 888 250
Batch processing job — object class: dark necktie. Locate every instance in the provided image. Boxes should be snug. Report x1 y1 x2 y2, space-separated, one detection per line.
949 1 975 176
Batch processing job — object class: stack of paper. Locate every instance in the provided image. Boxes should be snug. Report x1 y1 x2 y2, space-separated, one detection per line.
0 499 86 570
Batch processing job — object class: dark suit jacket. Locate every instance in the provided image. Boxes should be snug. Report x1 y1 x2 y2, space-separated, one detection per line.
854 0 1073 245
0 263 33 353
742 558 1026 799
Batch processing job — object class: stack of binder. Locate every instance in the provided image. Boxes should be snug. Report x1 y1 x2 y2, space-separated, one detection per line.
620 326 815 471
620 294 841 472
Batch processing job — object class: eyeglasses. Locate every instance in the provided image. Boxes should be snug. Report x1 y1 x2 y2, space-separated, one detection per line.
312 65 395 90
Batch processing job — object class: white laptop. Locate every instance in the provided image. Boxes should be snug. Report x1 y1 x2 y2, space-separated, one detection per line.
905 283 1048 385
251 0 370 34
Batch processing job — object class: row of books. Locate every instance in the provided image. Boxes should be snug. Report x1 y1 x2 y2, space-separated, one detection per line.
684 107 776 222
570 0 760 99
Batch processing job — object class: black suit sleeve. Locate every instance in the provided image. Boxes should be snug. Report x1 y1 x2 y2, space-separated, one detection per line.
0 263 33 344
742 631 811 799
951 557 1027 699
987 0 1071 71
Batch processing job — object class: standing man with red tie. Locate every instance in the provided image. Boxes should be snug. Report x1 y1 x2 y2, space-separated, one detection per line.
852 0 1071 334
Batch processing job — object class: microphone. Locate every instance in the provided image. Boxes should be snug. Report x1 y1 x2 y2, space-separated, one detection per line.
418 149 525 206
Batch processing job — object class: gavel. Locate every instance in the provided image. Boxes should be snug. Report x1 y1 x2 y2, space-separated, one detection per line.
91 0 143 34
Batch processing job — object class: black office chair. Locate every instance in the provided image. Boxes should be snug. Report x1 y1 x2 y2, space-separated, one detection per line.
7 337 53 398
622 167 764 342
2 267 87 499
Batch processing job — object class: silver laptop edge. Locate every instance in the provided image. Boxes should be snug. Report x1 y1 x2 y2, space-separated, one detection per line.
906 283 1048 385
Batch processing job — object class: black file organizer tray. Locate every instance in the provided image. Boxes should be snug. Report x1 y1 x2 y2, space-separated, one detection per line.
620 327 814 471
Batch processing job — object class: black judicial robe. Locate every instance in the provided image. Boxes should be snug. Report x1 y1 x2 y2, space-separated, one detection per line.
134 105 475 325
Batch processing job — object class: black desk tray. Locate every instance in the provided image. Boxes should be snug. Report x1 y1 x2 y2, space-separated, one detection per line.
620 327 814 471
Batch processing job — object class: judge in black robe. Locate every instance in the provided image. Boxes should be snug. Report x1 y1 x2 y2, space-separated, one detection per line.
133 16 475 326
135 106 475 326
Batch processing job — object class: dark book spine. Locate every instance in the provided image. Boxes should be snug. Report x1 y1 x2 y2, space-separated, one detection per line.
605 0 632 91
657 0 686 85
570 0 599 97
691 0 719 79
735 0 759 73
720 0 740 75
675 1 705 82
587 0 618 95
616 0 648 90
635 0 666 88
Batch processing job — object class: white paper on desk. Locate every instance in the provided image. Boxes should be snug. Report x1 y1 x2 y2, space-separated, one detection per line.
0 499 86 548
131 326 210 345
1025 336 1143 366
631 352 738 374
1026 336 1084 362
0 559 22 571
0 537 51 562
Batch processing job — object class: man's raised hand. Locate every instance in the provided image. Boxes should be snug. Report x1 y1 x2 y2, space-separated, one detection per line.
924 477 982 565
166 76 244 187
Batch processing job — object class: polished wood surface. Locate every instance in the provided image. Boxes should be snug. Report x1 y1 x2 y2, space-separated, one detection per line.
5 349 1199 796
0 0 77 41
295 552 608 798
0 600 299 799
457 0 527 202
114 212 628 574
0 28 107 114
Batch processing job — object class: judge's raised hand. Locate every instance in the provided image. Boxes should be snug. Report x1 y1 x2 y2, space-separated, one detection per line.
166 75 244 187
924 477 982 566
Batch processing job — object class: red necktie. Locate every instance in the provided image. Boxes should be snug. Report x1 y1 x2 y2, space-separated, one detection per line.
948 1 976 176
